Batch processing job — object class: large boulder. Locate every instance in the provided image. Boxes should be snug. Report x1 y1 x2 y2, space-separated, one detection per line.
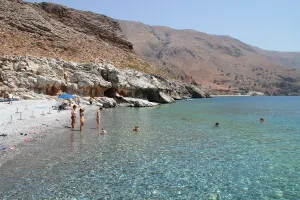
158 91 175 103
170 90 181 100
95 97 117 108
122 97 159 107
185 84 206 98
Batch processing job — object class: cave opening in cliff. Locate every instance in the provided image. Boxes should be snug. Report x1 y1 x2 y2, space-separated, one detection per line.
104 88 117 98
147 91 159 102
134 90 144 99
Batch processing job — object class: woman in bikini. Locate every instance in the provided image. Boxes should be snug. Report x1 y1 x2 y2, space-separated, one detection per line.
80 108 85 132
71 105 77 130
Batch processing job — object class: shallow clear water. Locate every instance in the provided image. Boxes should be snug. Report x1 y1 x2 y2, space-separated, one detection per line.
0 97 300 199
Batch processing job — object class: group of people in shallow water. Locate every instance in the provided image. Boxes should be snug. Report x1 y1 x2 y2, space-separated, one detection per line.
71 105 140 133
71 105 103 132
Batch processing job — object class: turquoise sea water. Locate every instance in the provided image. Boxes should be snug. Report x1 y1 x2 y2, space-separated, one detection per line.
0 97 300 199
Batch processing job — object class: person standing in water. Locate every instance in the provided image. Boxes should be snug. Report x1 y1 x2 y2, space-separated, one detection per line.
71 105 77 130
79 108 85 132
97 107 103 129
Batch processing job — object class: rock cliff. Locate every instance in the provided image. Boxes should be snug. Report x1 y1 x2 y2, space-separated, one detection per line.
0 56 209 107
0 0 167 77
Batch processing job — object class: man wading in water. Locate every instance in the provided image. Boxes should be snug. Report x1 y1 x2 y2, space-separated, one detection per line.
97 107 103 129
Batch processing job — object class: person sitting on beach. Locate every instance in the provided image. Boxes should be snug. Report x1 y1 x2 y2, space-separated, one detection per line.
80 108 85 132
133 125 140 132
71 105 77 130
260 118 265 123
101 128 108 135
97 107 103 128
215 122 219 127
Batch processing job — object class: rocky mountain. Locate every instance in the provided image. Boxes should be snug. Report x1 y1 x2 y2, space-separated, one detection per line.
0 0 210 105
119 20 300 95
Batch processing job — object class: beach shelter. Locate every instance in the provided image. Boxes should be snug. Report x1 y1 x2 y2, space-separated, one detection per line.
58 94 75 99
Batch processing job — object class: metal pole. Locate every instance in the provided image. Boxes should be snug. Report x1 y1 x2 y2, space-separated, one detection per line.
18 112 22 120
30 111 35 118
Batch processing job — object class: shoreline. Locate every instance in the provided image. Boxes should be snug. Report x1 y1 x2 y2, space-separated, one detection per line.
210 95 251 97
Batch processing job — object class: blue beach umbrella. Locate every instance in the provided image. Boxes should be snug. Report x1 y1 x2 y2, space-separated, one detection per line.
58 94 75 99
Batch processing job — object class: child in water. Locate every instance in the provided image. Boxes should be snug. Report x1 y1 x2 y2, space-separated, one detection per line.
133 125 140 132
80 108 84 132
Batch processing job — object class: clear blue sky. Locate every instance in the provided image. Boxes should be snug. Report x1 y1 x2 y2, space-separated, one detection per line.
27 0 300 52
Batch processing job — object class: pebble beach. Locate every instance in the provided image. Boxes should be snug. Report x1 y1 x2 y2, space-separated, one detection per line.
0 99 96 167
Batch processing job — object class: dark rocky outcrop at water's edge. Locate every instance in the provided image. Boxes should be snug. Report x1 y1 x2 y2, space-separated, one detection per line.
0 56 209 107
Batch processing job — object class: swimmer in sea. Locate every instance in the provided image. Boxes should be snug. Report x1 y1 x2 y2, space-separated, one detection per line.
133 125 140 132
101 128 107 135
260 118 265 123
215 122 219 127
